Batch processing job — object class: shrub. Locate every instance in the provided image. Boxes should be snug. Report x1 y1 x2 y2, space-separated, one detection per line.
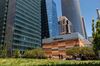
0 49 7 58
12 49 20 58
0 44 7 58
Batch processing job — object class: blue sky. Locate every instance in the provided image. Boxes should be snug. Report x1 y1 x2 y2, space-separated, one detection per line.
54 0 100 37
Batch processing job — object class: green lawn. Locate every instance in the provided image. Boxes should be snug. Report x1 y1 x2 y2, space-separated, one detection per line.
0 58 100 66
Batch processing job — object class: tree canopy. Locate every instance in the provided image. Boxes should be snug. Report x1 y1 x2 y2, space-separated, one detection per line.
92 19 100 52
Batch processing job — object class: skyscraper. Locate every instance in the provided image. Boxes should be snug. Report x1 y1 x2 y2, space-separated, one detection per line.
0 0 8 46
0 0 41 52
61 0 84 37
41 0 50 39
81 16 87 39
46 0 59 37
96 8 100 19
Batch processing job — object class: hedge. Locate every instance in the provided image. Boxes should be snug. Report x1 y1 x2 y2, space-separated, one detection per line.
0 58 100 66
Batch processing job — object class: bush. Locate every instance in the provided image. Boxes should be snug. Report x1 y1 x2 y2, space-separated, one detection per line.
0 49 7 58
0 44 7 58
12 49 20 58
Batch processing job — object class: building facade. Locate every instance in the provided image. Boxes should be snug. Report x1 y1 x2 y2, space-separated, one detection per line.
42 32 90 58
0 0 41 52
61 0 85 37
46 0 59 37
0 0 9 46
58 16 73 35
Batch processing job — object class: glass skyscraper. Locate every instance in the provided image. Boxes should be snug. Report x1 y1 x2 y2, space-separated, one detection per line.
46 0 59 37
61 0 85 37
41 0 50 39
41 0 59 39
0 0 41 52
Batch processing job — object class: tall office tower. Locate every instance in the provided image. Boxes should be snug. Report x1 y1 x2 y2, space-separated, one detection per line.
0 0 9 51
61 0 84 37
81 16 87 39
41 0 50 39
0 0 8 46
58 16 73 35
45 0 59 37
0 0 41 52
96 8 100 19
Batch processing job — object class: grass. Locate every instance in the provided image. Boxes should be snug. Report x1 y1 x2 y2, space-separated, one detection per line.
0 58 100 66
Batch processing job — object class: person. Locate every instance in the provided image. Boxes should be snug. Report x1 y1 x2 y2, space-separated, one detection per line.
58 54 61 59
81 55 86 60
49 55 52 59
73 55 76 60
61 55 63 59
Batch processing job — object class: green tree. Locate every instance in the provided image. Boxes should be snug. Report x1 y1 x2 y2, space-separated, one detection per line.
80 47 95 57
66 47 80 56
92 19 100 57
92 18 95 39
66 47 95 59
24 48 46 59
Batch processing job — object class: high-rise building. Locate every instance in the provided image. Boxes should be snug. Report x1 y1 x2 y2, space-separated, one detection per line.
61 0 84 37
41 0 59 38
58 16 73 35
96 8 100 19
0 0 41 52
81 16 87 39
45 0 59 37
0 0 8 46
41 0 50 39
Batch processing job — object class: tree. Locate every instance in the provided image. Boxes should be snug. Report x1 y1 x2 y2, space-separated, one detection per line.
66 47 96 60
80 47 95 57
92 19 100 57
66 47 80 56
92 18 95 39
24 48 46 59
